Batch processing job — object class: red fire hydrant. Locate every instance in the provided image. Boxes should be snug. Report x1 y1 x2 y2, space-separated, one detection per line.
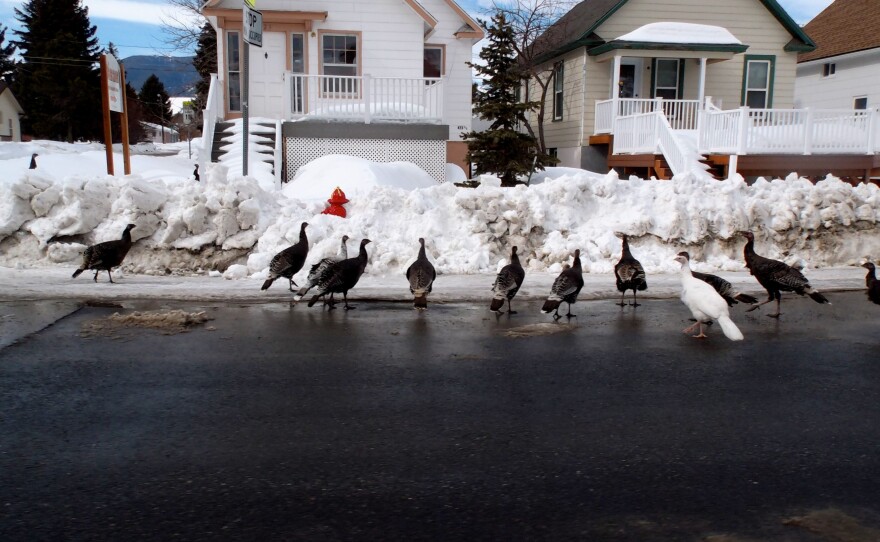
321 186 349 218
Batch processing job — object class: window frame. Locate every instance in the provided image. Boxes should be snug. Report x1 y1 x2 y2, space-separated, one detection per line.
552 62 564 121
741 55 776 109
318 30 361 96
822 62 836 78
651 58 682 100
226 30 241 113
424 44 445 83
854 96 868 110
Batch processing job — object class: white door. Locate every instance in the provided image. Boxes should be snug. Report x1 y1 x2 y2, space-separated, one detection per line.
249 32 286 118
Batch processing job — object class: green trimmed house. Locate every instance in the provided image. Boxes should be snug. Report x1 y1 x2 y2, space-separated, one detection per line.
523 0 880 181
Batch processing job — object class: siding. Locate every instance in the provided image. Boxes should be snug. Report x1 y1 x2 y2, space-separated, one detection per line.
531 48 587 154
795 49 880 110
528 0 802 150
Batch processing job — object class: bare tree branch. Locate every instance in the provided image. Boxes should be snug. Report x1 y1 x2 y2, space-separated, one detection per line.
160 0 207 53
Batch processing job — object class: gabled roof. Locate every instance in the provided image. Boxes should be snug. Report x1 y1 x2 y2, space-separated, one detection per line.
530 0 815 65
798 0 880 62
0 81 25 114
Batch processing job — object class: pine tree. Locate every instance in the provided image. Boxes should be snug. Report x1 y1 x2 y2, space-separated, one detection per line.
12 0 102 141
192 22 216 115
138 74 173 129
0 25 16 84
463 12 555 187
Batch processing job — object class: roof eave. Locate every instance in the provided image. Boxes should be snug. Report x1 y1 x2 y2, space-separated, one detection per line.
588 41 749 56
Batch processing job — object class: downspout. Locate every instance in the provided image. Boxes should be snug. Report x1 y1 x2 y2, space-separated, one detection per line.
578 46 588 164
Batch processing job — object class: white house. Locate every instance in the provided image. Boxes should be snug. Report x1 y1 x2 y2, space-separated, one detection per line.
142 121 180 144
0 82 24 142
524 0 880 181
200 0 483 182
795 0 880 111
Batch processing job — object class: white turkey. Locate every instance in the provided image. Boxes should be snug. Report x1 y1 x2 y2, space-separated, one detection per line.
541 250 584 320
490 246 525 314
676 251 758 306
405 238 436 310
674 253 744 341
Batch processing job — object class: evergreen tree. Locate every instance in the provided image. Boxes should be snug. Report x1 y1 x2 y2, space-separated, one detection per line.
192 22 216 115
12 0 102 141
138 74 173 128
463 12 555 187
0 25 16 84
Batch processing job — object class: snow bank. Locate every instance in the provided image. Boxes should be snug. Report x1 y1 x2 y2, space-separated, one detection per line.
2 141 880 284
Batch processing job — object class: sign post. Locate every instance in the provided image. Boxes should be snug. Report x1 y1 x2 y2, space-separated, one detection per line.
242 0 262 177
100 53 131 175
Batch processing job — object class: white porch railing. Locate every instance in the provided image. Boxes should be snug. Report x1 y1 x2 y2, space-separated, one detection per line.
612 110 692 177
199 73 222 169
283 73 444 123
596 98 701 133
698 106 880 155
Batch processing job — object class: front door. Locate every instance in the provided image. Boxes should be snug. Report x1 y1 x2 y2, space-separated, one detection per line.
249 31 286 118
618 59 643 98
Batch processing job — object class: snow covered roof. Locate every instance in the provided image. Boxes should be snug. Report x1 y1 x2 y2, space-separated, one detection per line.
616 23 742 46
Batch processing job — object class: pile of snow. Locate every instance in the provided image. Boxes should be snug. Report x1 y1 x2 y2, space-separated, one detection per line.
2 140 880 284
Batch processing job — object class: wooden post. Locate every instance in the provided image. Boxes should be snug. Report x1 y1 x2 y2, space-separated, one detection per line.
119 61 132 175
99 55 114 175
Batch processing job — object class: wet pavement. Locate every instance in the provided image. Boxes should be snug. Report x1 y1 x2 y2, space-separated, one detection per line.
1 293 879 540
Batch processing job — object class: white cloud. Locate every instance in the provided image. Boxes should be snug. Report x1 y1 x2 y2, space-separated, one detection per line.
83 0 198 26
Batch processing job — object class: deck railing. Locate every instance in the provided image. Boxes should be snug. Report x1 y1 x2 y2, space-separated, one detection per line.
199 73 222 169
283 73 444 123
595 98 701 133
698 106 880 155
613 110 692 177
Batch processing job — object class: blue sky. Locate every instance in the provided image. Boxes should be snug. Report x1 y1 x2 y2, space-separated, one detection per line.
0 0 834 60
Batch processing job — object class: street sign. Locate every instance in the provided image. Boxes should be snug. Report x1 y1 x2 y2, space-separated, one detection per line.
243 5 262 47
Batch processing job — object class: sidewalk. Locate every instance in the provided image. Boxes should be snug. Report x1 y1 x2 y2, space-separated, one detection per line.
0 266 866 303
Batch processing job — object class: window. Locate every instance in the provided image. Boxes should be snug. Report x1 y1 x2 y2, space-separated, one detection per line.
291 34 306 114
822 62 836 77
553 62 564 120
653 59 681 99
424 46 444 82
321 33 358 94
742 55 775 109
854 96 868 110
548 148 558 158
227 31 241 112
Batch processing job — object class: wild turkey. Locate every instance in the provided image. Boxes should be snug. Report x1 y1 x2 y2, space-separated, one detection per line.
863 262 880 305
308 238 371 310
261 222 309 291
541 249 584 320
490 246 526 314
193 164 200 182
405 238 436 310
72 223 136 283
741 231 829 317
29 153 38 170
677 251 758 306
615 234 647 306
674 253 744 341
294 235 348 302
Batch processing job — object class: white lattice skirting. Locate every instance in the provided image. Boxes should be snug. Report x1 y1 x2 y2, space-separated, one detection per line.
285 137 446 183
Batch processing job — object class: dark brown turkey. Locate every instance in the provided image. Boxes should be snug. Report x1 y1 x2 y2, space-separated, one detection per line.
405 238 436 310
676 251 758 306
740 231 829 317
490 246 525 314
541 249 584 320
261 222 309 291
863 262 880 305
308 238 371 310
294 235 348 302
615 234 647 306
72 223 136 283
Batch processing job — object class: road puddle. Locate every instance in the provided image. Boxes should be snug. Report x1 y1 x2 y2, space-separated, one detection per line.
502 322 575 338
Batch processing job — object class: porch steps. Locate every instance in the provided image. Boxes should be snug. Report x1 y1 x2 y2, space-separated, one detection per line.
209 119 278 175
699 156 727 180
652 158 672 180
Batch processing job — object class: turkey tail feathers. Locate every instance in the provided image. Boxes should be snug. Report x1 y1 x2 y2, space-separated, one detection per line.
734 293 758 304
808 290 830 304
72 269 84 278
260 278 274 291
541 299 561 314
307 295 320 308
490 298 505 312
717 315 744 341
413 295 428 309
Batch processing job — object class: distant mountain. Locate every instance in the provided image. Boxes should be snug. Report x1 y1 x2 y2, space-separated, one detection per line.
123 55 199 96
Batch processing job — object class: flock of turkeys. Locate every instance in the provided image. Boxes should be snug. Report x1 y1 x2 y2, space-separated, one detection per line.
71 223 878 333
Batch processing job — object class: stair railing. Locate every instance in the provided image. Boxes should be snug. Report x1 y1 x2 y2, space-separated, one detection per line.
200 73 221 170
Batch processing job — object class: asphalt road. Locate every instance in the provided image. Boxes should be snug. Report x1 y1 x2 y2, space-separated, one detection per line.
1 293 879 541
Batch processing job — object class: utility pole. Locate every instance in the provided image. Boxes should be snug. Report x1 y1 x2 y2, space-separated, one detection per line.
242 0 262 177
